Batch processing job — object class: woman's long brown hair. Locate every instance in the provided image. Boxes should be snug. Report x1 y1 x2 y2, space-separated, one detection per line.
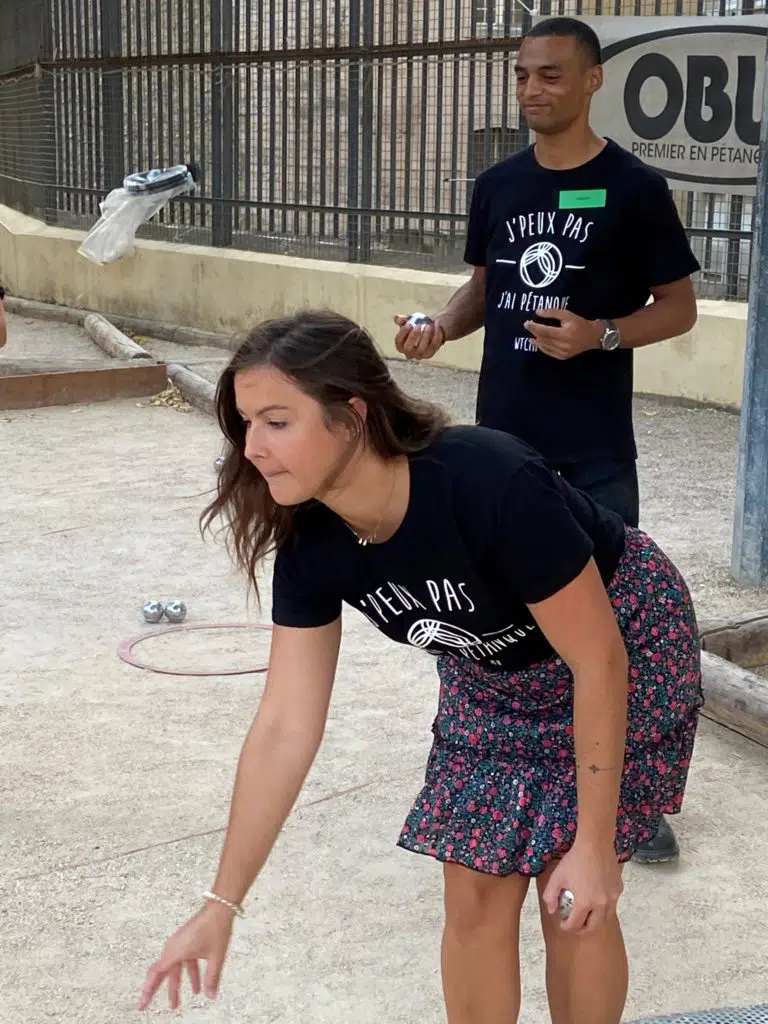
200 309 449 597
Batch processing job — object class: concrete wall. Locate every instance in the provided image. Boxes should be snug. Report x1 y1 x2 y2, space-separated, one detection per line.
0 203 747 409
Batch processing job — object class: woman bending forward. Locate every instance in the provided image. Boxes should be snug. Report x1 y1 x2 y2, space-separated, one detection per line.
139 310 703 1024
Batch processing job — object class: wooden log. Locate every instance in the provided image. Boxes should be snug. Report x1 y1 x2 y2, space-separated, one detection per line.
699 611 768 669
698 608 768 635
167 362 216 416
701 650 768 748
84 313 152 361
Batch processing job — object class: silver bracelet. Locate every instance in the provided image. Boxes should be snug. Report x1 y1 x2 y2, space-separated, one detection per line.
203 889 245 918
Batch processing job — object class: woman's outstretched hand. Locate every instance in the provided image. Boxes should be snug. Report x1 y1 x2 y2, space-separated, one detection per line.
138 902 235 1012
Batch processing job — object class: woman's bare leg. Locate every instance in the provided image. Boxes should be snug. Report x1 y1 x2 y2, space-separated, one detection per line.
536 862 628 1024
441 862 530 1024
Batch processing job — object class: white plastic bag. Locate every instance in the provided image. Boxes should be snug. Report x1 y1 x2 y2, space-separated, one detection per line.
77 169 195 265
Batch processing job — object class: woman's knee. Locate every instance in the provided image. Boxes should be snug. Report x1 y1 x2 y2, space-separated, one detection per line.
443 862 529 942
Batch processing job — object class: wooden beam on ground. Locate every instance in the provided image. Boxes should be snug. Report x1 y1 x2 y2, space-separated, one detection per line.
0 362 168 410
701 650 768 749
700 611 768 669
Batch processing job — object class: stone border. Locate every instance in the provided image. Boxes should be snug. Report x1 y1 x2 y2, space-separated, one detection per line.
4 295 237 351
0 294 747 416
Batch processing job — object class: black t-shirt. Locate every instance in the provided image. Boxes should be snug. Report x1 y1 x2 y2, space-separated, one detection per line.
271 426 626 672
464 139 700 464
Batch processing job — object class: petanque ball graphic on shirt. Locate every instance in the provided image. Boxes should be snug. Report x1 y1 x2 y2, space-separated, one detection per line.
407 619 482 650
518 241 564 289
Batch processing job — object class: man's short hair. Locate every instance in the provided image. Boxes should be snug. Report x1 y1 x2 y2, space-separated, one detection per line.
523 17 602 66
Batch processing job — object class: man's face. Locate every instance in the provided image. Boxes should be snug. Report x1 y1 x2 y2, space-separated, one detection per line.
515 35 603 136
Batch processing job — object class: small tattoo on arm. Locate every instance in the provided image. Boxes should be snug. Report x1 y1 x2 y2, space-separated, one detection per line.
579 762 622 774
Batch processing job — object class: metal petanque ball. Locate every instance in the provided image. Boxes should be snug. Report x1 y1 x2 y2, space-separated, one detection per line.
558 888 574 921
142 600 165 624
164 600 187 624
407 312 434 328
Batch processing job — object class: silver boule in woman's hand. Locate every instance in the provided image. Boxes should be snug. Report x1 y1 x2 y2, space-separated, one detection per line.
558 888 574 920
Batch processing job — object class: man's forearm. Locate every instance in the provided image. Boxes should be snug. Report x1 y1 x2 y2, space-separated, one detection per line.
212 720 321 906
435 277 485 342
573 649 629 847
614 295 697 350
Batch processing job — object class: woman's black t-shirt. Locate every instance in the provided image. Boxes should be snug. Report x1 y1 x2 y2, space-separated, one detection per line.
271 426 626 672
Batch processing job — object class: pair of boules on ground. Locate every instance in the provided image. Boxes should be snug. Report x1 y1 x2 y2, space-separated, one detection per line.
142 600 187 624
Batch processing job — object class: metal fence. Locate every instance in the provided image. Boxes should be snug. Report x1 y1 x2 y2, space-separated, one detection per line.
0 0 763 298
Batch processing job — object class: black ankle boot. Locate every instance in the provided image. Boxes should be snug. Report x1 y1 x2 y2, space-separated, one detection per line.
632 816 679 864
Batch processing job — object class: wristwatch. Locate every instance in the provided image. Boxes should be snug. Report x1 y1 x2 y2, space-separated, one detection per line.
598 318 621 351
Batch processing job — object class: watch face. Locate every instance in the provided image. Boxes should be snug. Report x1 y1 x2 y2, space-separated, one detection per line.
602 326 620 350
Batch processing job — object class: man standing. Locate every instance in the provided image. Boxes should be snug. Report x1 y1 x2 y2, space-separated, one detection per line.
394 16 699 863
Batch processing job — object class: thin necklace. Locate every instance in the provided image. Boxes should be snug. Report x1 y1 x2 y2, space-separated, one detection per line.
346 461 399 546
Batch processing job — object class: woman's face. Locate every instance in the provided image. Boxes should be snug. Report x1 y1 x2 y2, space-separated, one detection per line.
234 365 357 506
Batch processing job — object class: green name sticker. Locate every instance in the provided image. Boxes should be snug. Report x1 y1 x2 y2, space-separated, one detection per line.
558 188 607 210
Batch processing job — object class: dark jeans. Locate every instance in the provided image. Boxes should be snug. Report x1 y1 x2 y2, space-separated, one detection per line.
553 457 640 529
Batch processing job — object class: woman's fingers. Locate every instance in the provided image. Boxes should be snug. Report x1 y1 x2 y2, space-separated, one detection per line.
186 958 202 995
561 897 616 934
138 958 205 1012
168 962 182 1010
138 959 169 1011
561 898 591 933
583 907 610 933
138 906 235 1011
204 951 225 1000
541 875 561 916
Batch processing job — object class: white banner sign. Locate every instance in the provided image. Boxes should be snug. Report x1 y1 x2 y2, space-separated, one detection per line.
547 16 768 195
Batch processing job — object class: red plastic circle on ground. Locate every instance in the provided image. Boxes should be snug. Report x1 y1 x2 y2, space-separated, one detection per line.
118 622 272 677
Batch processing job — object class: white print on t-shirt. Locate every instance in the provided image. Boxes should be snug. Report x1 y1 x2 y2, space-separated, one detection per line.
358 578 475 624
504 211 592 246
496 291 570 313
356 577 538 667
406 619 539 667
491 211 596 354
497 241 585 290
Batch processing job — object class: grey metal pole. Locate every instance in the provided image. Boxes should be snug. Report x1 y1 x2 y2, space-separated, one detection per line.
731 41 768 585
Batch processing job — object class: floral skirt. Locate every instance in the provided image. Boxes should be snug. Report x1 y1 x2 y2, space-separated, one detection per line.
397 528 704 877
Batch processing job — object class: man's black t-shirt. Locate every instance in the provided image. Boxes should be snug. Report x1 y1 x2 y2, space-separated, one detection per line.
271 426 626 672
464 140 700 464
